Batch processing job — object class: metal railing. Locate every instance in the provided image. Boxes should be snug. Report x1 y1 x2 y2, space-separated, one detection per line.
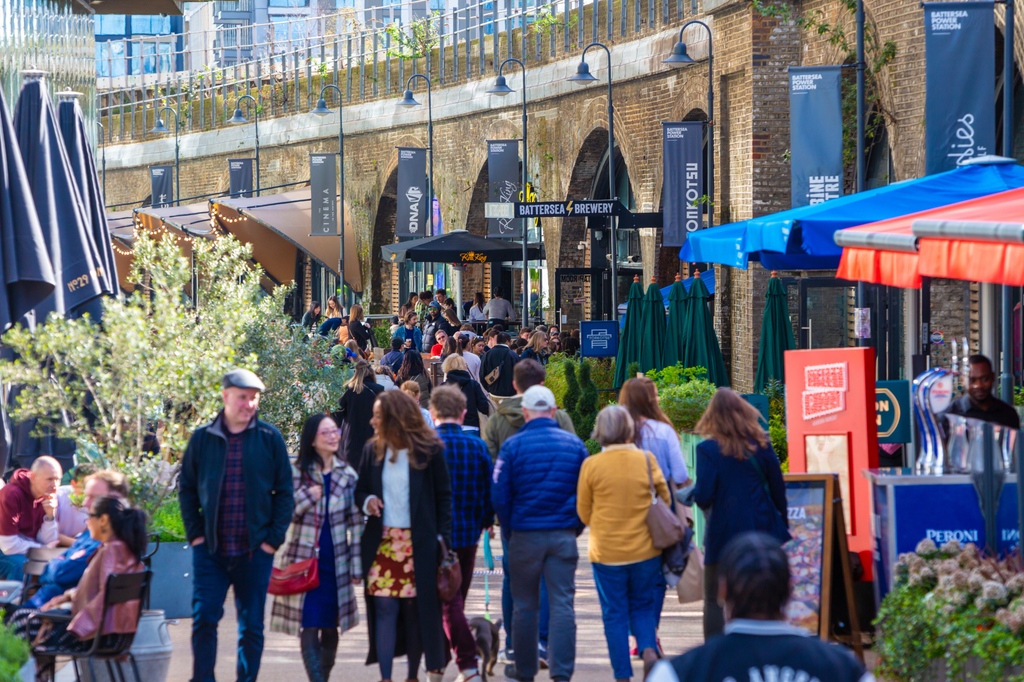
96 0 700 145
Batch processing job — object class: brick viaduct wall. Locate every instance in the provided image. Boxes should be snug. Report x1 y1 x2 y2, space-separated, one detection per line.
102 0 1021 390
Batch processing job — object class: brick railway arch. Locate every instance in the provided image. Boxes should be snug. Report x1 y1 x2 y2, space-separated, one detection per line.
369 162 400 313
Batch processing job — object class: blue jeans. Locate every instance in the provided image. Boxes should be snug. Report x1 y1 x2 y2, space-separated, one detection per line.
0 550 27 581
592 556 661 680
501 532 549 648
190 543 274 682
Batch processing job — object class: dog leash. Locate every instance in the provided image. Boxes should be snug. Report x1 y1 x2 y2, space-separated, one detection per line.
483 532 494 618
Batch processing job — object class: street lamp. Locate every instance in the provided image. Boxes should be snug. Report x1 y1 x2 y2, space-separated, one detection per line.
149 106 180 206
489 57 531 324
568 42 620 320
229 94 261 196
397 74 435 238
96 120 106 200
311 84 348 306
664 21 714 233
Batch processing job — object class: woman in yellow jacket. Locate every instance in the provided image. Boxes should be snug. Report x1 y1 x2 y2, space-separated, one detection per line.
577 405 671 682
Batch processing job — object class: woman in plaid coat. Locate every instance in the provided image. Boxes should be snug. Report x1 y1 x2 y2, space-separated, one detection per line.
270 414 364 682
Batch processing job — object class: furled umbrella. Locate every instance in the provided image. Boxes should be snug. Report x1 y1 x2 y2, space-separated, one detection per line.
57 92 118 300
0 85 56 474
682 270 729 387
638 277 666 374
613 275 645 388
755 271 795 393
663 273 688 368
14 72 105 324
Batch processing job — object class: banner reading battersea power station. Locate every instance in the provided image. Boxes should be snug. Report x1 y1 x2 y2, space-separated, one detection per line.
924 1 995 174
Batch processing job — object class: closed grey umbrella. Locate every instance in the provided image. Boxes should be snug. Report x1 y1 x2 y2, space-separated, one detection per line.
58 94 118 299
0 85 56 475
14 74 104 323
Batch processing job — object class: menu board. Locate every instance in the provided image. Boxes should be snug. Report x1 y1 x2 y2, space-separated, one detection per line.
782 473 862 660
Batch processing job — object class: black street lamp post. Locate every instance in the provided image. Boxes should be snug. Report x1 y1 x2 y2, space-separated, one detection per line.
96 120 106 200
398 74 435 238
664 21 715 233
229 94 261 196
569 42 619 320
150 106 181 206
312 84 348 303
489 57 531 323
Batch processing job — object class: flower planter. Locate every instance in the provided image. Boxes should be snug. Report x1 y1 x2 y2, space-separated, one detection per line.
926 657 1024 681
147 542 192 619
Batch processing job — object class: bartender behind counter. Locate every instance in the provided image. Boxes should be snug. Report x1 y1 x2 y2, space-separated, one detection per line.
946 354 1021 429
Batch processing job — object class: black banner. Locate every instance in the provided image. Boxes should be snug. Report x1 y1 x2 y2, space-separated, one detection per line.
487 139 520 238
228 158 253 198
149 165 173 208
310 153 337 236
924 2 995 174
789 66 844 208
396 147 427 237
662 122 703 247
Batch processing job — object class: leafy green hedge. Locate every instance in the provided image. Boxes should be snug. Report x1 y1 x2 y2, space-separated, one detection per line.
644 364 716 433
0 618 29 682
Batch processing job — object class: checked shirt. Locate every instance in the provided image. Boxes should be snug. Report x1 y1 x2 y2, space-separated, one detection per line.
436 423 494 549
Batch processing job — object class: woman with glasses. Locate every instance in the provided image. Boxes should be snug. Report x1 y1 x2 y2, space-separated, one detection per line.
271 413 364 682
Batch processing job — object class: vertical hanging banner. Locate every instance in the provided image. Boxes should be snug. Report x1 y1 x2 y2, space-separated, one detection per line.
310 153 337 236
228 158 254 198
396 147 427 237
662 122 704 247
924 2 995 174
487 139 520 238
149 165 173 208
789 66 844 208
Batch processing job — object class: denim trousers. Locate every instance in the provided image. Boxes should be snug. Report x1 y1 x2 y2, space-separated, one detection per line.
501 532 549 648
190 543 274 682
592 556 661 680
508 529 578 681
0 550 27 581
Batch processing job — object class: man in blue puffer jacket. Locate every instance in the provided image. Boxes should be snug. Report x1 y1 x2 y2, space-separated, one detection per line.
492 385 589 682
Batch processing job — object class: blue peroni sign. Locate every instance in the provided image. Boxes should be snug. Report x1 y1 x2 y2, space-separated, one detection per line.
923 2 995 174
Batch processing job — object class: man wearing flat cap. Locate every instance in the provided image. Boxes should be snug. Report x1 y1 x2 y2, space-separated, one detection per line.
179 368 294 682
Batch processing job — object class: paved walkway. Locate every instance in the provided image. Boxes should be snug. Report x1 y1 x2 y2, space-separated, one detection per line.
158 532 707 682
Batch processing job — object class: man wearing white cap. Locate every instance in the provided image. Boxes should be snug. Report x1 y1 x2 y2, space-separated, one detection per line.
492 385 589 682
179 368 295 682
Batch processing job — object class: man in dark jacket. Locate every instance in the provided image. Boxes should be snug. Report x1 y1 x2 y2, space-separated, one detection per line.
492 386 588 682
648 533 872 682
382 337 405 374
179 368 294 682
480 332 519 397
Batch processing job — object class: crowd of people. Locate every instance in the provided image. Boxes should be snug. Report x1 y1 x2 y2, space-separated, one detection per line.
0 285 870 682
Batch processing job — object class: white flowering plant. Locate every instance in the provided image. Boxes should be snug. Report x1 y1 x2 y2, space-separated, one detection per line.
876 537 1024 682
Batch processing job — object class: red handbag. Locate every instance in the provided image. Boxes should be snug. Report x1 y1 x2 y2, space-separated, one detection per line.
268 480 322 596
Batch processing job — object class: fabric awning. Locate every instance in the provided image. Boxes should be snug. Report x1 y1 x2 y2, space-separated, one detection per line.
107 210 135 293
135 202 214 237
681 158 1024 270
212 190 362 292
836 186 1024 288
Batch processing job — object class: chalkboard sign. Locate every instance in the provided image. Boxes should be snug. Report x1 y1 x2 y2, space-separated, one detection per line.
783 473 863 660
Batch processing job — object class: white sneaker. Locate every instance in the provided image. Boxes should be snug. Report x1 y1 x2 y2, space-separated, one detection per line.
497 648 515 664
455 668 481 682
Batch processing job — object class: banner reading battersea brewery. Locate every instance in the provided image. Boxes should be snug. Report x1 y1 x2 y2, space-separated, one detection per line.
662 122 703 248
924 2 995 174
149 166 173 208
396 147 427 237
789 66 843 208
310 153 337 236
487 140 520 238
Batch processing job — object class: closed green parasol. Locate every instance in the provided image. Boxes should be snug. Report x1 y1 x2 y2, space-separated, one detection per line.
613 275 646 388
638 277 667 374
683 270 729 387
755 271 795 392
663 273 688 368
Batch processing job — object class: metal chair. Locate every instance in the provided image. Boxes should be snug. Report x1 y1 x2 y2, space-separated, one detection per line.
17 547 63 606
30 570 151 682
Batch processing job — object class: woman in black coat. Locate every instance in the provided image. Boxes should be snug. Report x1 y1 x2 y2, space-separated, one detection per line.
441 354 490 432
334 360 385 463
355 390 453 682
348 304 374 352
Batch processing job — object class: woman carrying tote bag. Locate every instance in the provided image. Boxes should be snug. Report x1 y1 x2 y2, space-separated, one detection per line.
270 413 364 682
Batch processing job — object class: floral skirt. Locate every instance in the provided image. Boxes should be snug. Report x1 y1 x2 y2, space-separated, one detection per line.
367 526 416 598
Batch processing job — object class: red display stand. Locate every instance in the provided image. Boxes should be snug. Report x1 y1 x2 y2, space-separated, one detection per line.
784 347 879 580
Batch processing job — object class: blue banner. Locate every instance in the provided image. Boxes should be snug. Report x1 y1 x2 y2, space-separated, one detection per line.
924 1 995 174
149 165 173 208
580 320 619 358
396 147 427 237
662 122 703 247
789 66 843 208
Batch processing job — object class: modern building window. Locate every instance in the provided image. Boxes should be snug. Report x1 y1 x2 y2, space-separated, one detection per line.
96 40 127 77
130 15 172 35
94 14 126 35
269 0 310 6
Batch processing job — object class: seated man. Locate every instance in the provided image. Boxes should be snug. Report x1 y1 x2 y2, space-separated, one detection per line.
26 470 129 609
56 463 99 545
0 457 62 581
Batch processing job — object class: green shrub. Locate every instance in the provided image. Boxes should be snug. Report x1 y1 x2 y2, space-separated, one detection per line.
373 324 393 349
150 498 187 542
584 438 602 455
658 379 717 432
564 359 580 415
572 362 600 439
587 358 615 392
762 379 788 464
544 353 570 407
0 618 29 682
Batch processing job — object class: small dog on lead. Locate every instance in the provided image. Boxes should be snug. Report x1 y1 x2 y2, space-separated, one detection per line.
468 616 502 680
